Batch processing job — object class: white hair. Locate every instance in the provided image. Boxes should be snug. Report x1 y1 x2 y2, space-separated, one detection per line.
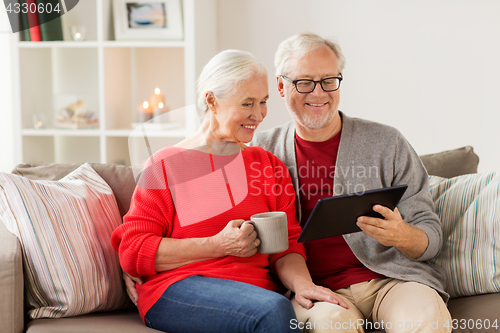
196 49 267 119
274 32 346 77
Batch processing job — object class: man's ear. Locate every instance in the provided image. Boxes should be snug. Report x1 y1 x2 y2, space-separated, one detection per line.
206 92 217 114
276 76 285 97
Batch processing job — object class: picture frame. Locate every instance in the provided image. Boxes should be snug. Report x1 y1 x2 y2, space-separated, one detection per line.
113 0 183 40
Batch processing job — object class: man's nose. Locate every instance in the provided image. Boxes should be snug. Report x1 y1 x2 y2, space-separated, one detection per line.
309 82 326 96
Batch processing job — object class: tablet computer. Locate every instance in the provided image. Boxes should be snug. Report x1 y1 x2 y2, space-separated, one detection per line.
297 184 408 243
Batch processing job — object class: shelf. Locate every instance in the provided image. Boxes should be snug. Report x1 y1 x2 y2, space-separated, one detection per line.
14 0 217 165
18 41 185 48
22 129 101 137
103 41 185 48
18 41 100 48
106 129 187 138
22 127 187 138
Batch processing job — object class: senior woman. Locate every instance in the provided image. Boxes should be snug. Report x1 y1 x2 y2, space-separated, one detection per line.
112 50 347 333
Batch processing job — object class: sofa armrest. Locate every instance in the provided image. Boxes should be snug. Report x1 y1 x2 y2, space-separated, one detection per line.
0 220 25 333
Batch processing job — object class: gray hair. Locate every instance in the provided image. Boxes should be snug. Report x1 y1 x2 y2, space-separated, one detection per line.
196 49 267 119
274 32 346 77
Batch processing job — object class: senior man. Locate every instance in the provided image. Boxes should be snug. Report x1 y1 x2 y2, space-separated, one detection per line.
249 32 451 333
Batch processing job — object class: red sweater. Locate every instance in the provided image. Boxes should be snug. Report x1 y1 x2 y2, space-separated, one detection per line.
112 146 305 320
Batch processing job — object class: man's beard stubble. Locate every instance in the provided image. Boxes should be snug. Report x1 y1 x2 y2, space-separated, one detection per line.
291 108 336 130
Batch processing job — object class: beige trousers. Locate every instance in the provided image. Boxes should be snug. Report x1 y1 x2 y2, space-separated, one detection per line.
292 278 451 333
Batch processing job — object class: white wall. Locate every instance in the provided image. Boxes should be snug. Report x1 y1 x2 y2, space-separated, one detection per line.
0 8 16 173
217 0 500 172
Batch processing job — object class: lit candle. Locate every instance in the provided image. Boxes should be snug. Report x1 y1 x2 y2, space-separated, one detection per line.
153 102 164 123
70 26 86 41
149 88 165 109
137 101 153 123
32 114 45 129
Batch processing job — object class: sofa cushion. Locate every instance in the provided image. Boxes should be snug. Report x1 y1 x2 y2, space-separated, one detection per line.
447 293 500 333
429 172 500 298
12 163 136 218
0 163 129 319
26 309 157 333
420 146 479 178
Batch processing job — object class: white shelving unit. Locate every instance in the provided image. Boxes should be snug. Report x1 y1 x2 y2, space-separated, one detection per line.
13 0 217 166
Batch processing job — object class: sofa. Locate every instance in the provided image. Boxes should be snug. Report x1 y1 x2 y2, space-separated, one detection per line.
0 146 499 333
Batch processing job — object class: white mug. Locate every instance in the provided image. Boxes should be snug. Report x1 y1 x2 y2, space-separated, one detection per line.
242 212 289 254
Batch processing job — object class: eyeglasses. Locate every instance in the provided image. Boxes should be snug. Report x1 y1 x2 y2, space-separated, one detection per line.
281 74 343 93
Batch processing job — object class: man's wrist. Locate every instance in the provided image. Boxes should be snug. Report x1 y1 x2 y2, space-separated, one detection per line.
396 224 429 259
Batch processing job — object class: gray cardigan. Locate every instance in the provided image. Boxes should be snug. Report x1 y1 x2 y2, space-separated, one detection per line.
250 112 448 299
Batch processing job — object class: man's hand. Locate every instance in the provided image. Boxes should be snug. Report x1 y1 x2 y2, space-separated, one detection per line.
211 219 260 257
356 205 429 259
123 270 143 306
294 280 349 310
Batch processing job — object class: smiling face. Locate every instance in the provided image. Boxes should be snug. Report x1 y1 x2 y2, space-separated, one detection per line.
207 73 269 143
278 45 342 140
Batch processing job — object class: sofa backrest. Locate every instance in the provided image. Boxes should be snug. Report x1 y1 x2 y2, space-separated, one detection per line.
12 163 136 218
11 146 480 218
419 146 479 178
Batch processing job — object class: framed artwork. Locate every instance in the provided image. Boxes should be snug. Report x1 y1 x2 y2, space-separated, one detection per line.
113 0 183 40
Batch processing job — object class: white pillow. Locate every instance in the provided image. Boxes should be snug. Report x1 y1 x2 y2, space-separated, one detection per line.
429 172 500 298
0 163 128 319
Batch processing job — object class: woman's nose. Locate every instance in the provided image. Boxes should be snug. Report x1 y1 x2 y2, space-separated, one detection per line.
251 105 266 122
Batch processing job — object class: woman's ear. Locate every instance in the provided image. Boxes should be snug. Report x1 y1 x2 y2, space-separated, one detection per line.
205 92 217 114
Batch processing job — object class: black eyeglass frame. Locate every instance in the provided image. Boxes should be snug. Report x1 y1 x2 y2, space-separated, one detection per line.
281 74 343 93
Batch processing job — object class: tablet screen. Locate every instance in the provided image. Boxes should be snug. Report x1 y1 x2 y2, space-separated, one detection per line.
297 185 408 243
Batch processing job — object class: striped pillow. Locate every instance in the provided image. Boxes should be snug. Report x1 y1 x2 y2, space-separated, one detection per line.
429 172 500 298
0 163 129 319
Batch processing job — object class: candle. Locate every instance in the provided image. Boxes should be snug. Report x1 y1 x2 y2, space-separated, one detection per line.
32 114 45 129
149 88 165 109
137 101 153 123
70 26 86 41
154 102 165 123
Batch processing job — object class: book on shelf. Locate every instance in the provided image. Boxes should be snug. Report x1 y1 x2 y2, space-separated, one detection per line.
19 0 31 41
25 0 41 41
36 0 63 41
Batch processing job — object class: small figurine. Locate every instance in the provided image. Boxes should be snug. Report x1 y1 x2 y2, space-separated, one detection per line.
55 100 99 129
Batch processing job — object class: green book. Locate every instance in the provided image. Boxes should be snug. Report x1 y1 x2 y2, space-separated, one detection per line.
36 0 64 41
19 0 31 41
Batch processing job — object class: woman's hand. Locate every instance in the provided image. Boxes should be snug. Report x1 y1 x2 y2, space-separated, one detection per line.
122 270 143 306
211 219 260 257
